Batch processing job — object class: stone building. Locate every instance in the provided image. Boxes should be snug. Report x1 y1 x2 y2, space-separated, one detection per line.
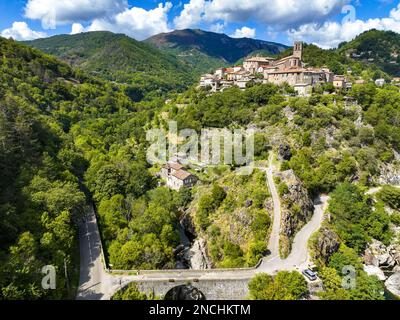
243 56 276 73
161 162 198 191
333 75 347 89
199 41 334 96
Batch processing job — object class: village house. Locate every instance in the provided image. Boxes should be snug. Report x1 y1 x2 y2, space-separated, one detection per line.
333 75 347 89
375 78 386 87
199 41 335 96
161 162 198 191
243 56 276 73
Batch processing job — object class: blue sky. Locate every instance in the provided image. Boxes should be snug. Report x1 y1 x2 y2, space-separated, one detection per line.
0 0 399 48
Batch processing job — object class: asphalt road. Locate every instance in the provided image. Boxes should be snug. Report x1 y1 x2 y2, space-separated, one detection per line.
265 155 281 259
76 206 111 300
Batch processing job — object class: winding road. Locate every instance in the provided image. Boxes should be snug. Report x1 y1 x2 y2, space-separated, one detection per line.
76 155 330 300
265 155 281 258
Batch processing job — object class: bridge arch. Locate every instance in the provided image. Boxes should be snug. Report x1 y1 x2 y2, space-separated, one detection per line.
164 285 206 300
110 278 250 300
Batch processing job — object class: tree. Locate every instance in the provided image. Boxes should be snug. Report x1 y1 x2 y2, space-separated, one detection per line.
112 283 150 300
318 267 351 300
328 183 391 252
248 271 308 300
329 245 363 273
98 195 129 240
248 273 273 300
377 185 400 210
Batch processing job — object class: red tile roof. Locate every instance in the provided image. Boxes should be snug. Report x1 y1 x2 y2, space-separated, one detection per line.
164 162 184 171
172 169 193 181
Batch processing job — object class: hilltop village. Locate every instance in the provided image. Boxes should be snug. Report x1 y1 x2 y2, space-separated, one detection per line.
199 41 384 96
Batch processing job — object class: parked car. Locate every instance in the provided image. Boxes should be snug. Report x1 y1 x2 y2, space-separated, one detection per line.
302 269 318 281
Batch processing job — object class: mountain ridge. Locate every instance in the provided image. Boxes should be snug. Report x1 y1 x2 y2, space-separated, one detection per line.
144 29 288 71
24 31 194 96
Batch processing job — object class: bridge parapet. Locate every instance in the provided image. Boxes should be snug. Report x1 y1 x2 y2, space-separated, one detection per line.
136 279 251 300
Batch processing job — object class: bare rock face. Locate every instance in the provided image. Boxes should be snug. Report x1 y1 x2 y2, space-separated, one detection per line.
377 163 400 185
277 170 314 257
312 227 340 264
245 199 253 208
385 273 400 298
278 144 292 161
363 240 398 269
187 239 212 270
180 212 197 240
265 198 273 213
392 245 400 266
363 265 386 281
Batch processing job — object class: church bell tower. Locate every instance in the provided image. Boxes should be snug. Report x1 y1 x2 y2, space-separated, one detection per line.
293 41 303 60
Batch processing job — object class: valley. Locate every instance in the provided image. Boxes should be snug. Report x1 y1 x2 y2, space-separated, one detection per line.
0 28 400 301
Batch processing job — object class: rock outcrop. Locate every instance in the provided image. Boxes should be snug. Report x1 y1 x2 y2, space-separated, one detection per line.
363 239 400 296
277 170 314 257
312 227 340 264
363 265 386 281
187 239 212 270
180 212 197 241
278 144 292 161
363 240 399 269
385 273 400 298
377 163 400 186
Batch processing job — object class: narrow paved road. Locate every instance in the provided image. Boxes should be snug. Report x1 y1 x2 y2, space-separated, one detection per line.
256 194 329 273
265 155 281 258
76 206 112 300
365 185 400 195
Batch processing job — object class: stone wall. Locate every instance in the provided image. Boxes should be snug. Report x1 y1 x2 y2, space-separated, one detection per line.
136 279 250 300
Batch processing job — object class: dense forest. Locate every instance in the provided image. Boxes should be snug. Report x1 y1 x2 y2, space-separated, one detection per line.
0 37 173 298
338 29 400 76
26 31 195 99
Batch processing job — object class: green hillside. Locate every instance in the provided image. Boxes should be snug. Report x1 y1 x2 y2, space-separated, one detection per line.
25 31 195 97
0 36 170 299
338 29 400 76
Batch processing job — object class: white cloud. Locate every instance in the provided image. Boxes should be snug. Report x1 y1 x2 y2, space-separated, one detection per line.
1 21 47 40
174 0 205 29
209 22 225 33
25 0 128 26
230 26 256 38
88 3 172 40
288 3 400 48
174 0 347 30
70 23 85 35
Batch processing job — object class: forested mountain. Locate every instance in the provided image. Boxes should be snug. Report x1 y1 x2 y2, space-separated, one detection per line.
145 29 288 73
338 29 400 76
0 36 193 299
25 31 194 98
0 36 89 299
0 36 160 299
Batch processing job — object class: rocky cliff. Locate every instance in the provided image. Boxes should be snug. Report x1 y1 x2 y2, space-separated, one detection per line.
363 239 400 298
276 170 314 258
311 227 341 265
